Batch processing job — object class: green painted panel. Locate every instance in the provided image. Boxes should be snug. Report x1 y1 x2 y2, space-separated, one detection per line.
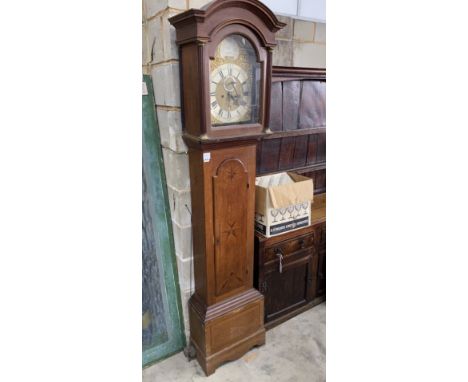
142 75 186 367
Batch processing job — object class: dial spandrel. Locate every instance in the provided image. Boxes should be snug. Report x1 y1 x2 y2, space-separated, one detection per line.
209 34 260 126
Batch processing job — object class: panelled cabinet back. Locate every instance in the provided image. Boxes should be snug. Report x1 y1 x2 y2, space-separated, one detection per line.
169 0 286 376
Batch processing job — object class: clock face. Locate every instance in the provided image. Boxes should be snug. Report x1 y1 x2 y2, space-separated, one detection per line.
210 63 251 124
209 34 260 127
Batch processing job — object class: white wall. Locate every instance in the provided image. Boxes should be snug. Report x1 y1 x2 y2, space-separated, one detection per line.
260 0 326 22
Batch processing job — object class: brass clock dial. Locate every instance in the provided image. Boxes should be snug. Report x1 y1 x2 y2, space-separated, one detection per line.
210 63 251 124
209 34 260 126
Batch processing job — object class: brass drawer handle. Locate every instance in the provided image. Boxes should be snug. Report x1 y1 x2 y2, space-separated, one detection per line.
298 239 305 248
275 248 284 273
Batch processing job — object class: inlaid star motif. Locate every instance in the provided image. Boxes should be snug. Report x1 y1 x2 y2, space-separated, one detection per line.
222 221 237 238
227 166 237 180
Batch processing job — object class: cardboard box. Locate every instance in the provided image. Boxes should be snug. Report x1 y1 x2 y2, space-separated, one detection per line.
255 172 314 238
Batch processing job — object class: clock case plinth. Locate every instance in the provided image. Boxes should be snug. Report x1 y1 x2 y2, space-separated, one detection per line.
169 0 285 375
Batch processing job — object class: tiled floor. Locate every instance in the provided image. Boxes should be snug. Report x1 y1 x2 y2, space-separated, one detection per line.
143 302 326 382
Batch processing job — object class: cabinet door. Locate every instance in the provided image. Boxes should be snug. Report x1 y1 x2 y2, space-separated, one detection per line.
208 145 257 303
213 158 249 297
263 256 313 322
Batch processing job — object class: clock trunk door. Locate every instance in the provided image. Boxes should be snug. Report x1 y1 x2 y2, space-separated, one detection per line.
209 145 256 302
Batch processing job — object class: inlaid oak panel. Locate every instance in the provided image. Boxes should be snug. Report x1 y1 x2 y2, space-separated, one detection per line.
213 159 249 297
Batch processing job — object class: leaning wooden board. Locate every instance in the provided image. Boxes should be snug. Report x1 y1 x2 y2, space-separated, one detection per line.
142 75 186 366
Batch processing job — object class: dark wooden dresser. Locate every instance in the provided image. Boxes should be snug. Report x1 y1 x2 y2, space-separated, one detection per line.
254 66 326 329
254 194 325 328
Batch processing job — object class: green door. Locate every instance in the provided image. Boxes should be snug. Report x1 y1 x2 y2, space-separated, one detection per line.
142 75 185 367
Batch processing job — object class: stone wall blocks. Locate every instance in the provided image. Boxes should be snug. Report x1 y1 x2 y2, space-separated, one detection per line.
175 255 195 294
144 0 167 19
276 15 293 40
151 63 181 107
144 0 186 19
164 9 182 60
171 218 193 259
167 185 192 227
188 0 212 9
272 40 293 67
314 22 326 44
142 24 150 65
293 42 326 68
293 19 316 42
162 148 190 189
179 288 192 339
173 132 188 153
147 9 181 64
168 0 187 10
157 108 187 153
147 17 165 64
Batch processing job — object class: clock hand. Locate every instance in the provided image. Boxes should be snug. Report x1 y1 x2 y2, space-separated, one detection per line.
232 84 239 96
227 90 233 104
225 79 246 108
232 88 246 106
228 91 240 108
227 91 237 110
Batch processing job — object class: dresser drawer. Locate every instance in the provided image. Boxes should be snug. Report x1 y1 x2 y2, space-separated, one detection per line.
264 233 314 263
264 249 312 274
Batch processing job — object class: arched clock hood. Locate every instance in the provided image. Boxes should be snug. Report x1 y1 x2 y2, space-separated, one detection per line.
169 0 286 47
169 0 285 141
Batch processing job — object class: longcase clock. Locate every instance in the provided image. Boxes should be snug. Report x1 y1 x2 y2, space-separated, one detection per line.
169 0 285 375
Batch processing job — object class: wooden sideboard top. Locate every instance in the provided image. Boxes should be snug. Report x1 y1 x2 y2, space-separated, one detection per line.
311 193 326 225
